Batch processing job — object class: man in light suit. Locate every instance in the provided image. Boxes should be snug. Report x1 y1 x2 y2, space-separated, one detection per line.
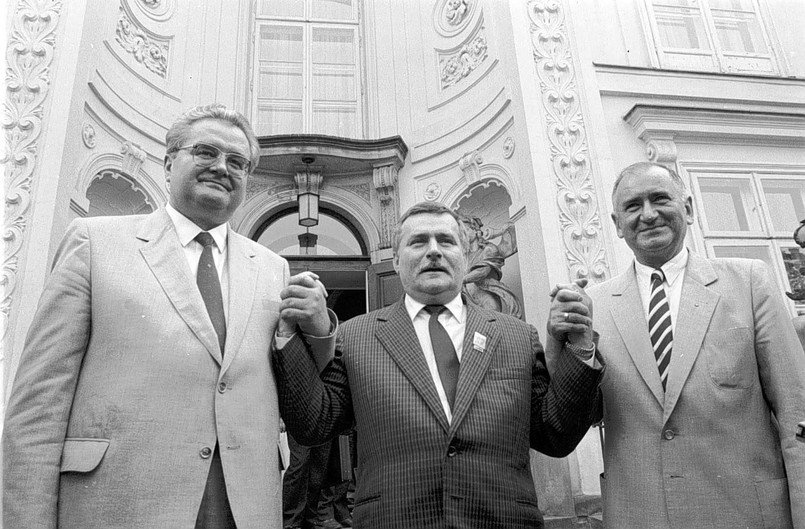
273 201 604 528
3 104 334 529
588 162 805 528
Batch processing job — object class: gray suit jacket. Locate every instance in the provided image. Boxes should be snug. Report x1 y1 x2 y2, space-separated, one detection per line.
274 298 604 529
589 252 805 529
3 208 298 529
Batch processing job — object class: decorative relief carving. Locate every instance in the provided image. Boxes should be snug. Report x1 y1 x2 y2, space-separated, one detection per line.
646 138 678 166
120 140 147 175
503 137 515 159
115 8 169 78
459 150 483 184
424 182 442 201
528 0 609 283
140 0 160 6
3 0 63 338
440 33 488 89
446 0 470 26
134 0 173 22
82 123 97 148
335 183 372 203
434 0 475 36
245 180 294 201
373 164 400 249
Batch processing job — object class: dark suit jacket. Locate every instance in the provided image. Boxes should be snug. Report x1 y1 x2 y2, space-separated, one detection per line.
3 209 308 529
588 253 805 529
274 297 603 529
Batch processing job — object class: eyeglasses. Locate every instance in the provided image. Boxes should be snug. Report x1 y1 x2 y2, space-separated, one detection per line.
173 143 252 176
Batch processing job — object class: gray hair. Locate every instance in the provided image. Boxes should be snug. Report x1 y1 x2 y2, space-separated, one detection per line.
392 201 469 255
612 162 688 200
165 103 260 170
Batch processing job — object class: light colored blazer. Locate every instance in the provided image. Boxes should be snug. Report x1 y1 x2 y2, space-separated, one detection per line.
3 208 292 529
588 252 805 529
274 298 604 529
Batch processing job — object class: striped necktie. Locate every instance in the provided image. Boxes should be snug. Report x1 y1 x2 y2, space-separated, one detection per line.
649 269 672 391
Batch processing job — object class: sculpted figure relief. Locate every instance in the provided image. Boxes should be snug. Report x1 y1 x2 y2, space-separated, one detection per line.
460 215 523 319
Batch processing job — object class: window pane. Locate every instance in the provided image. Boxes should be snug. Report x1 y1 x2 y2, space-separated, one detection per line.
260 25 303 62
711 10 768 54
697 177 760 232
257 212 364 256
313 28 355 65
761 179 805 232
652 1 711 50
257 105 303 135
311 0 354 21
782 246 805 301
259 0 304 18
313 107 356 137
711 244 772 267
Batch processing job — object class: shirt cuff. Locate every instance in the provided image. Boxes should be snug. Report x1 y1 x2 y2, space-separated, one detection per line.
565 342 600 369
274 309 339 372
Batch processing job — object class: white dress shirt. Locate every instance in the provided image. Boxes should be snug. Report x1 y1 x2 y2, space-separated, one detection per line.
165 204 230 319
404 293 466 423
634 247 689 334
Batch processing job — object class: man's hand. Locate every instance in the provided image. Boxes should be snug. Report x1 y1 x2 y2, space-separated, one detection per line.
279 271 330 337
547 278 593 347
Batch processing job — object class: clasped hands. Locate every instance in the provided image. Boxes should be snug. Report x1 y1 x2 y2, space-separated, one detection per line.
277 271 330 338
547 278 594 348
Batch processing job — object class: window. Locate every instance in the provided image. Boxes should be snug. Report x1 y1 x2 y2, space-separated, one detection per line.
253 0 363 138
688 168 805 311
645 0 780 74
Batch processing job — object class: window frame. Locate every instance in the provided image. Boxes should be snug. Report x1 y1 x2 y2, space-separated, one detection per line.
642 0 782 75
251 0 365 138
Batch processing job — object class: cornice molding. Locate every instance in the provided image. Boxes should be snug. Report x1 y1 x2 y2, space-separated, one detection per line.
624 104 805 148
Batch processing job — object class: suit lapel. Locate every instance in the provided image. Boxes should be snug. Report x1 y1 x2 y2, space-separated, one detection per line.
609 266 665 406
449 302 498 433
375 301 450 433
137 209 222 364
221 229 258 373
662 253 718 423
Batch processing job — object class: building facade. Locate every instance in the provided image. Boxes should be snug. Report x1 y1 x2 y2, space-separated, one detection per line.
4 0 805 525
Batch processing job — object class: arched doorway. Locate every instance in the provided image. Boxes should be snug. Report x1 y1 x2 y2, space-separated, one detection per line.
253 206 370 322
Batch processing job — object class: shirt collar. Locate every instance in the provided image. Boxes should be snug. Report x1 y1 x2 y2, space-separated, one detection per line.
165 203 228 253
404 293 466 323
634 247 688 287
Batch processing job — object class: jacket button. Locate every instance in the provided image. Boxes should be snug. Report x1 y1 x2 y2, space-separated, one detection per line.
200 446 213 458
663 429 675 440
447 445 457 457
218 382 227 393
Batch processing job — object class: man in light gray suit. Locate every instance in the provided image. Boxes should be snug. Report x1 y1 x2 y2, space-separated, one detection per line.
3 103 334 529
588 162 805 528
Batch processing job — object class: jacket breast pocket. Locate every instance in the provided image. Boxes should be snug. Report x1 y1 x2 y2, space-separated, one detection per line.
60 438 110 473
704 327 756 389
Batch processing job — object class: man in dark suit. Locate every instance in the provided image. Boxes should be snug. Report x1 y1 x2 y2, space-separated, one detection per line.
587 162 805 528
3 103 334 529
274 201 604 528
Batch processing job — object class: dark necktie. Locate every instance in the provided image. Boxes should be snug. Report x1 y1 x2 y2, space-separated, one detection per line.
649 270 672 391
195 232 226 356
424 305 460 408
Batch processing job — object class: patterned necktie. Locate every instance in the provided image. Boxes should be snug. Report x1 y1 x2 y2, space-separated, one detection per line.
424 305 460 408
195 232 226 356
649 269 672 391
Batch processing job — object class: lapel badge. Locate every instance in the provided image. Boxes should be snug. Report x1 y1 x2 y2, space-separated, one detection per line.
473 332 487 352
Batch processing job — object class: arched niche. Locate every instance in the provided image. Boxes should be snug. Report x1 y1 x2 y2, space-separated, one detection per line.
85 170 155 217
454 178 524 319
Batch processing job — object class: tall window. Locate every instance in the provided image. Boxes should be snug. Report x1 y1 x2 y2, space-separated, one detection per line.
645 0 780 74
688 167 805 311
253 0 363 137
